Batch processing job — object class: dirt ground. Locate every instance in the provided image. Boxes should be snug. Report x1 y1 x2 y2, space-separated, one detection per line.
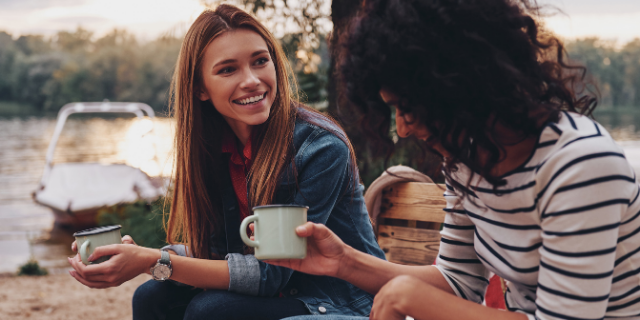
0 273 151 320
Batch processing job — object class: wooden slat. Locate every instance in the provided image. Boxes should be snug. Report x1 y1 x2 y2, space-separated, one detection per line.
377 225 441 266
384 182 446 198
378 203 446 222
378 182 447 223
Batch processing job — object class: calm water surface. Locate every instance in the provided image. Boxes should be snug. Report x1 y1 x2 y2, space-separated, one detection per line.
0 116 174 274
1 112 640 274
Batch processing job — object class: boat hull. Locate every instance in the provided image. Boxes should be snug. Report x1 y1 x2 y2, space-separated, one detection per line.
50 207 102 229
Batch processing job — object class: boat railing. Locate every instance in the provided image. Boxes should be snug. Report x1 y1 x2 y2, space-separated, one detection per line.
39 101 156 189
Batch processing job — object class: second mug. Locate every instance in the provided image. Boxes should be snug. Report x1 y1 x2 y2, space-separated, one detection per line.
240 204 308 260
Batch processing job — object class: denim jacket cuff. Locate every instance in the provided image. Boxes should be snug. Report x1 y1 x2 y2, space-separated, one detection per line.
225 253 260 295
161 244 191 257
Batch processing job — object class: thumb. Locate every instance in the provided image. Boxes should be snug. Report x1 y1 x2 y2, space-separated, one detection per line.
88 244 121 262
299 222 334 241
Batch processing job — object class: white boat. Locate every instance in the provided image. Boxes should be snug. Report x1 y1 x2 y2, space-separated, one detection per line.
32 102 164 228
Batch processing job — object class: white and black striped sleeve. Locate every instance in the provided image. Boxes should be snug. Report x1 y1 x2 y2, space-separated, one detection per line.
534 140 636 320
435 181 491 304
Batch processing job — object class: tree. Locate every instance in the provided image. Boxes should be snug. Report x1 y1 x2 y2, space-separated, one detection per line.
0 31 18 100
565 38 626 108
15 34 51 56
622 39 640 107
54 27 93 53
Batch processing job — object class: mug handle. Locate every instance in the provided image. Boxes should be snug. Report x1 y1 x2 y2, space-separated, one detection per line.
79 239 91 265
240 215 259 248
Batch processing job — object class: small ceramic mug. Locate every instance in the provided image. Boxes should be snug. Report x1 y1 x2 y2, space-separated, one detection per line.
240 205 308 260
73 225 122 265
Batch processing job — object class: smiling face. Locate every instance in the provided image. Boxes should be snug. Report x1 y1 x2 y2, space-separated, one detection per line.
198 28 277 142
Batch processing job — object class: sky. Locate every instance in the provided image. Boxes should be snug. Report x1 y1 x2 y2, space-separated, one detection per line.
0 0 208 40
0 0 639 44
542 0 640 44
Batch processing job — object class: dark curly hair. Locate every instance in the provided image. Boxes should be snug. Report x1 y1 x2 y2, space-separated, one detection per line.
338 0 597 193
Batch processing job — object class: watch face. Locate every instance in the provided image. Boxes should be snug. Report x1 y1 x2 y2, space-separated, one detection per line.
153 265 171 280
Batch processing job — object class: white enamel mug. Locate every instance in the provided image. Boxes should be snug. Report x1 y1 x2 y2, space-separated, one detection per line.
240 205 308 260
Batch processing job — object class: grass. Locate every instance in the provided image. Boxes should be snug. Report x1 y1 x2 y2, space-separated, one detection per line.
17 259 48 276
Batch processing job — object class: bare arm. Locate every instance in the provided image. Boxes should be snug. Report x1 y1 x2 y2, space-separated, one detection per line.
371 275 528 320
268 223 529 320
267 222 453 295
157 251 230 289
339 244 453 295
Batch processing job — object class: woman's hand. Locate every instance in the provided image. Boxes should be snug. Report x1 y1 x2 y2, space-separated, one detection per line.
71 235 137 252
265 222 350 278
67 239 156 289
370 275 429 320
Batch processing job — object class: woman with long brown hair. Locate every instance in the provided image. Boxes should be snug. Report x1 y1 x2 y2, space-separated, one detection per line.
67 4 384 319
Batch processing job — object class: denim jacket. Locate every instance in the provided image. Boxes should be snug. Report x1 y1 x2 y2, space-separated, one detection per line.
167 109 385 316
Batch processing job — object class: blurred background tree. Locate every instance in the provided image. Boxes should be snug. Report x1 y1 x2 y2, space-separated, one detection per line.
0 28 180 115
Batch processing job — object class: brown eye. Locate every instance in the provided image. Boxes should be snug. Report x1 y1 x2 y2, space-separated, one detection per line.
254 57 269 65
218 67 235 74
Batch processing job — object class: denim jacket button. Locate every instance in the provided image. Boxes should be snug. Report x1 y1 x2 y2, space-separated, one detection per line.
289 288 298 295
318 306 327 314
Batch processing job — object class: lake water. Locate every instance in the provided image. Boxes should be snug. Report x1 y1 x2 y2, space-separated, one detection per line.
1 111 640 274
0 116 174 274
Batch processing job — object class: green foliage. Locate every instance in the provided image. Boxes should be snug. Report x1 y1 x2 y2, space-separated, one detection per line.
280 33 329 103
0 28 180 113
96 198 169 249
204 0 330 49
17 259 48 276
565 38 640 108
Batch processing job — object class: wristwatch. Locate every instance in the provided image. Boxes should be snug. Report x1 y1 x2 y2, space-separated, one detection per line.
150 250 172 281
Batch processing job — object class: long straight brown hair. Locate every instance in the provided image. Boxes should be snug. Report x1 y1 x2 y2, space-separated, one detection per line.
166 5 301 259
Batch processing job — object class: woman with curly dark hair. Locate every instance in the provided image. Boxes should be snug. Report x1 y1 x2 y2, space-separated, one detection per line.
269 0 640 319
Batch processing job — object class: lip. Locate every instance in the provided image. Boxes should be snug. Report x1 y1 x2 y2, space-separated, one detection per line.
232 91 267 103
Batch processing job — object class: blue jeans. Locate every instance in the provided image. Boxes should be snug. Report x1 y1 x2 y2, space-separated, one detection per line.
132 280 310 320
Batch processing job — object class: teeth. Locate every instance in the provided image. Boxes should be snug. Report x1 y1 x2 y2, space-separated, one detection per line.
237 93 264 105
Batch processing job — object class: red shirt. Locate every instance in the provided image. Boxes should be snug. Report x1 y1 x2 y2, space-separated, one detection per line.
221 129 253 220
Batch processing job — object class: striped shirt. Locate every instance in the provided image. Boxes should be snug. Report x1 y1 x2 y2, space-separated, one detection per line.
435 111 640 320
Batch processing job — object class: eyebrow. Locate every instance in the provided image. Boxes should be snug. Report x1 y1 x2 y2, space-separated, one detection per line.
212 50 269 68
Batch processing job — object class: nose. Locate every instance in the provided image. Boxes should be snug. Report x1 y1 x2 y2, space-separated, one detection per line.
395 111 413 138
240 68 260 89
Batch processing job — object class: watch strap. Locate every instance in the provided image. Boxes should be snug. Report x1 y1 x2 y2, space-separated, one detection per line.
160 250 170 265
